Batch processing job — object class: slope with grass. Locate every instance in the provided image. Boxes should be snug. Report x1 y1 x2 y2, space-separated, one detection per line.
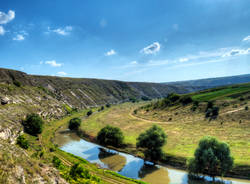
77 84 250 179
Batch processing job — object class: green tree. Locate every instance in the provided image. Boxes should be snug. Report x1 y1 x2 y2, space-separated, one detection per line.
70 163 91 179
136 125 167 162
97 125 124 147
87 110 92 116
68 117 81 130
16 135 29 149
22 113 44 136
188 136 234 179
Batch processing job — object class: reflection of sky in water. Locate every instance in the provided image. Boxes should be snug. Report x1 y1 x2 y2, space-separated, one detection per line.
60 136 250 184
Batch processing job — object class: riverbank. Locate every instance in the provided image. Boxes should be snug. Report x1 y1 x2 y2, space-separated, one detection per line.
76 102 250 180
24 108 148 184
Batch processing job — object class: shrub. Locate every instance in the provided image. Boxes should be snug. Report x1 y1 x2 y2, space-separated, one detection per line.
87 110 92 116
206 101 214 111
133 109 137 114
141 96 151 101
22 114 44 136
97 125 124 147
180 96 193 105
211 107 219 117
70 163 91 179
16 135 29 149
188 136 233 178
68 117 81 130
245 106 249 111
136 125 167 161
52 156 62 168
106 103 111 108
13 80 21 87
168 93 180 103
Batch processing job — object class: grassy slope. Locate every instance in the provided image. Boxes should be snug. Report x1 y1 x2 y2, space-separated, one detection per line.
78 84 250 178
23 108 146 184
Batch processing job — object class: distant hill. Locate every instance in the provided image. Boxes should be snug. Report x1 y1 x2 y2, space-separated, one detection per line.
164 74 250 90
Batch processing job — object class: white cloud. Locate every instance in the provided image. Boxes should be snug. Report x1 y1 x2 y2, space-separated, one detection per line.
57 71 67 76
130 61 138 65
179 58 189 62
242 35 250 42
45 60 62 67
222 48 250 57
13 34 25 41
47 26 73 36
0 10 15 24
105 49 116 56
140 42 161 55
0 26 5 35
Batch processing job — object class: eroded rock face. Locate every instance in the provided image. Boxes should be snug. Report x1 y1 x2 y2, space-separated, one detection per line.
1 96 10 105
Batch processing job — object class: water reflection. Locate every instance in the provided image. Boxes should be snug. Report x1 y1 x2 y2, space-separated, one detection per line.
57 130 250 184
98 148 126 171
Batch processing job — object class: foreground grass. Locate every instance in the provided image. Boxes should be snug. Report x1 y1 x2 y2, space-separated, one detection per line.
23 108 146 184
79 102 250 178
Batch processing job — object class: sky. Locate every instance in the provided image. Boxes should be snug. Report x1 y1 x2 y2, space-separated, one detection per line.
0 0 250 82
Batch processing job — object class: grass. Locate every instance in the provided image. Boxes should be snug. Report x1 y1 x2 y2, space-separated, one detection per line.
79 101 250 178
192 83 250 101
23 108 145 184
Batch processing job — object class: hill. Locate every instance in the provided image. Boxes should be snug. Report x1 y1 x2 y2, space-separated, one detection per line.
164 73 250 90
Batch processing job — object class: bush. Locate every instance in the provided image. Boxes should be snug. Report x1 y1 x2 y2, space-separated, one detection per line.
68 117 81 130
87 110 92 116
106 103 111 108
188 136 233 178
180 96 193 105
133 109 137 114
168 93 180 103
22 114 44 136
141 96 151 101
136 125 167 161
16 135 29 149
245 106 249 110
70 163 91 179
97 125 124 147
13 80 21 87
52 156 62 168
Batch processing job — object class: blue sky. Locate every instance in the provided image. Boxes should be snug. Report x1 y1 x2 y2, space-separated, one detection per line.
0 0 250 82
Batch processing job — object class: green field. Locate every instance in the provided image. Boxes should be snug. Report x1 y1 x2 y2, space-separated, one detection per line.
192 83 250 101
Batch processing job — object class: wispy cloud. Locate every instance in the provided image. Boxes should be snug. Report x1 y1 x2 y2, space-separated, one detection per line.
45 60 62 67
222 48 250 57
0 26 5 35
179 58 189 62
0 10 15 24
140 42 161 55
13 34 25 41
47 26 73 36
105 49 116 56
242 35 250 42
57 71 67 76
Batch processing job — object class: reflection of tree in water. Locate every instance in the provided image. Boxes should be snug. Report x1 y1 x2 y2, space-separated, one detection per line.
187 174 232 184
98 148 126 172
139 164 170 184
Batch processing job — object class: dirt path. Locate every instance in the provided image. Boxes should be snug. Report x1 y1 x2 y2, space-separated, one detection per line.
129 111 172 125
221 107 245 115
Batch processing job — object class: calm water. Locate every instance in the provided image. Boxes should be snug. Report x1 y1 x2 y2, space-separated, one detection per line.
56 130 250 184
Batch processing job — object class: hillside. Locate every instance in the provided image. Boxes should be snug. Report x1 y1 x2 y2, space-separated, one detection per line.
0 68 191 183
77 83 250 178
164 73 250 90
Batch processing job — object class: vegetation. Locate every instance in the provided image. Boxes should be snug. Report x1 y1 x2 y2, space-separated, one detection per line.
13 80 22 87
22 113 44 136
68 117 81 130
106 103 111 108
97 125 124 147
52 156 63 169
87 109 93 116
188 136 234 178
136 125 167 161
16 135 29 149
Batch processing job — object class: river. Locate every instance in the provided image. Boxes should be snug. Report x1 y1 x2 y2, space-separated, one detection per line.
55 129 250 184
